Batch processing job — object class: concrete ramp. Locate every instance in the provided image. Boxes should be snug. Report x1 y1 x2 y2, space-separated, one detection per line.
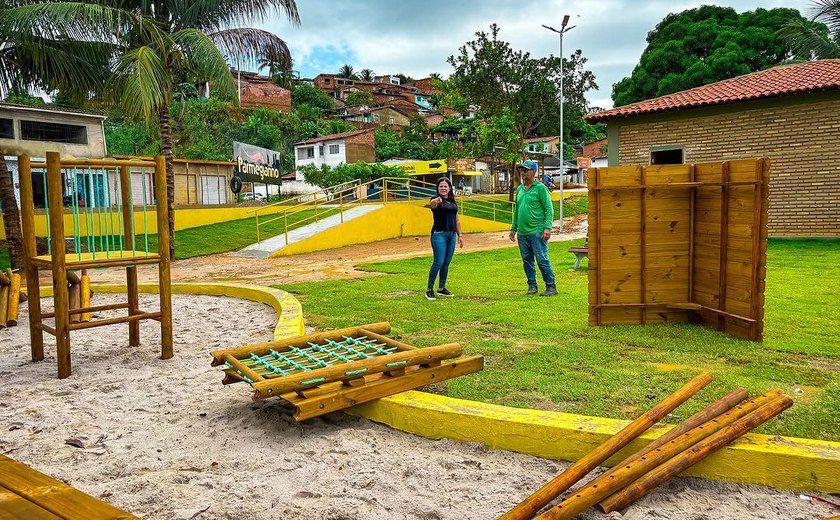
235 204 382 259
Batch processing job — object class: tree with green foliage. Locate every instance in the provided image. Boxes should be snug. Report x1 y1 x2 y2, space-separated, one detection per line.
394 74 415 85
292 83 334 111
446 24 597 159
612 6 820 106
338 64 357 79
2 0 299 259
299 162 405 188
345 90 374 106
358 68 375 81
779 0 839 59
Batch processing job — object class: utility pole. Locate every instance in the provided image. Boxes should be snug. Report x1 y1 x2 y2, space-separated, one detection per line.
543 15 575 234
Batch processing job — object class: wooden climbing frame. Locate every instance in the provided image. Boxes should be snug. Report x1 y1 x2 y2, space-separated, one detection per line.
211 322 484 421
18 153 173 378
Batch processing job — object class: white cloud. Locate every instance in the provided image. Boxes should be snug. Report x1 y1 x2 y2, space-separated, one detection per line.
259 0 814 108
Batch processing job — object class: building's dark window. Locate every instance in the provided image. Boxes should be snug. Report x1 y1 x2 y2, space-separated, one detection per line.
20 120 88 144
0 118 13 139
650 148 683 165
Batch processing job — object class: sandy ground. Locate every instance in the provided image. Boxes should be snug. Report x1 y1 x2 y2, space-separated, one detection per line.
0 294 835 520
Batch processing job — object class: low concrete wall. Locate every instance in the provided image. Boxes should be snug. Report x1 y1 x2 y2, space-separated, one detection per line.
271 202 510 257
0 205 289 239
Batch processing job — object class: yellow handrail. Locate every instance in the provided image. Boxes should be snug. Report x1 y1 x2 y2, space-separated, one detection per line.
253 175 515 245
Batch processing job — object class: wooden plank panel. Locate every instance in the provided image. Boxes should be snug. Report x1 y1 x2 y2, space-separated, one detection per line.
0 456 138 520
0 486 63 520
598 166 642 187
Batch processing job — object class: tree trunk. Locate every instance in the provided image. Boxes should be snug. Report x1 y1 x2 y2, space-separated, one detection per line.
0 156 24 269
159 104 176 260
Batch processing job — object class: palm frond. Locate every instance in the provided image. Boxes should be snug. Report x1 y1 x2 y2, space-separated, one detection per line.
3 37 111 98
0 2 159 44
810 0 840 33
171 28 235 97
208 27 292 71
778 17 840 59
170 0 299 32
107 45 171 122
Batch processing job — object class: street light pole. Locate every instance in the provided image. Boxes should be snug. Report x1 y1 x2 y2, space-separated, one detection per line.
543 16 575 234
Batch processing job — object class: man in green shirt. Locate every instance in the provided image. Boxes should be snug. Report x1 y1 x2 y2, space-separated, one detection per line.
508 160 557 296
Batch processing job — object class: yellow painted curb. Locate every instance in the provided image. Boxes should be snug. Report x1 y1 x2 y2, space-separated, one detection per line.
47 282 305 340
347 391 840 493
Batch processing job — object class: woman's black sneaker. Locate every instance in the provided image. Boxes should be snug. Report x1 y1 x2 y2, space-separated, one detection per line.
437 288 454 297
425 290 437 300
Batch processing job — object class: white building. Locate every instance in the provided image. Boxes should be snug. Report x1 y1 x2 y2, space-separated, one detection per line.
293 129 376 180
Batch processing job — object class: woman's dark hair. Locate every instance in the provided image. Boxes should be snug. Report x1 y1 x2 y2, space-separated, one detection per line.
436 177 456 203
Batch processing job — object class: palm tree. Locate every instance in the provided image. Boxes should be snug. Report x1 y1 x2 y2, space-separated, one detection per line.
358 68 375 81
779 0 840 59
337 64 357 79
2 0 300 259
0 19 111 268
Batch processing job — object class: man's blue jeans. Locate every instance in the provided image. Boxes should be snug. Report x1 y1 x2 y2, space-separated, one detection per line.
428 231 456 290
517 233 556 287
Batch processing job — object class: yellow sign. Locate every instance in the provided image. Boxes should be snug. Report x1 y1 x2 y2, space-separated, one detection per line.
577 157 591 169
397 160 448 175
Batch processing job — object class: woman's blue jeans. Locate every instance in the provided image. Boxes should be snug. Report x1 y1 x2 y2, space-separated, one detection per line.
428 231 457 290
517 233 556 287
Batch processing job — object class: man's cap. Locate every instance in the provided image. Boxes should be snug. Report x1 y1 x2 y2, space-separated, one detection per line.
515 160 538 171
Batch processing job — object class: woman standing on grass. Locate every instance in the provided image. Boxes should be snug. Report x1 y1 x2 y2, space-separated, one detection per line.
426 177 463 300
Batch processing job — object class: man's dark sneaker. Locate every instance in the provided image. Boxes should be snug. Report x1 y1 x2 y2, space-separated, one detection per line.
540 285 558 297
425 289 437 301
527 285 539 295
437 288 454 297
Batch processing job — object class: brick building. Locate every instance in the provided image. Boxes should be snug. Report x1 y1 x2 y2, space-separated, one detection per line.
587 60 840 237
237 72 292 112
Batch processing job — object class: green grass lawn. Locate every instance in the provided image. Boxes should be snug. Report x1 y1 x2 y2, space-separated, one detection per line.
277 237 840 442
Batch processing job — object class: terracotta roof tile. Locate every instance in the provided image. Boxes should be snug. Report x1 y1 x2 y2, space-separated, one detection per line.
586 60 840 123
293 128 374 146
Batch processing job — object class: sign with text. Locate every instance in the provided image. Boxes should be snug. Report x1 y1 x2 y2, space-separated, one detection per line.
397 160 448 176
577 157 591 169
233 141 283 185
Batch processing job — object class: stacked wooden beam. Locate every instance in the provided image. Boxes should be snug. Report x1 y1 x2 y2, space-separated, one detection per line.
0 269 24 328
501 373 793 520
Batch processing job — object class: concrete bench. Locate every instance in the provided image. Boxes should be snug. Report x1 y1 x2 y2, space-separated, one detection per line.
568 245 588 270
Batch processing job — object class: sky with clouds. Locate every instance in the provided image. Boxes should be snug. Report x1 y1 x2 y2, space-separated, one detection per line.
259 0 816 109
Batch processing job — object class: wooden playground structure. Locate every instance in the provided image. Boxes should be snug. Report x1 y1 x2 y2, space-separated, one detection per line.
588 158 770 341
17 152 173 378
211 322 484 421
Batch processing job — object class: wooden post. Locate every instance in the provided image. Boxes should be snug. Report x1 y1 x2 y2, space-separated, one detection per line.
500 372 713 520
0 273 8 327
7 270 21 326
538 389 781 519
80 270 91 323
18 155 44 360
46 152 72 378
154 156 173 359
599 395 793 514
717 161 730 333
640 166 647 325
120 165 140 345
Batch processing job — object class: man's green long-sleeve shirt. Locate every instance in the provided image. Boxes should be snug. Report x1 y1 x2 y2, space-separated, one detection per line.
511 182 553 236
